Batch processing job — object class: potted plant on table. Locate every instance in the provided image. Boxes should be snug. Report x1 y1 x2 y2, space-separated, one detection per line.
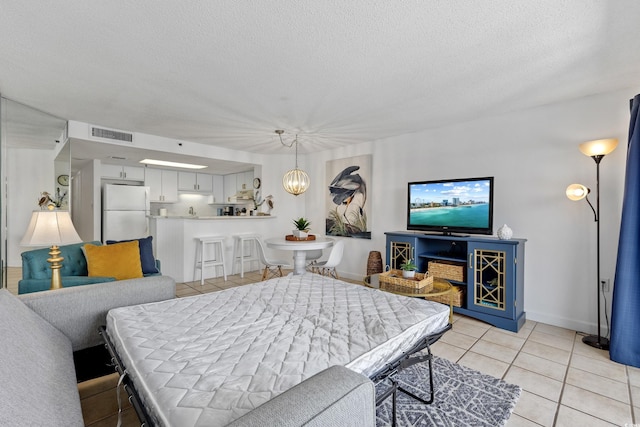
400 259 418 279
292 217 311 239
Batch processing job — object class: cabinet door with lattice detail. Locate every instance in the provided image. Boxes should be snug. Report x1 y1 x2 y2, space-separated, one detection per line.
468 243 515 319
385 235 419 271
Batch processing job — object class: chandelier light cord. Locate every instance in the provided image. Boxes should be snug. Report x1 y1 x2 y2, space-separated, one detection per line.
276 129 301 171
276 129 297 148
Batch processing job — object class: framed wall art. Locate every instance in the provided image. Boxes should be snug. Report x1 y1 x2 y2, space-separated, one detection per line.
325 154 372 239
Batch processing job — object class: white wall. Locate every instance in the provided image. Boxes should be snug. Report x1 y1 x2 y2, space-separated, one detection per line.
7 147 55 266
72 159 101 242
303 88 633 335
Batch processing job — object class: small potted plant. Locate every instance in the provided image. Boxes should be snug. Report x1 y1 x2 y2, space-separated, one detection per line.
400 259 418 279
292 217 311 239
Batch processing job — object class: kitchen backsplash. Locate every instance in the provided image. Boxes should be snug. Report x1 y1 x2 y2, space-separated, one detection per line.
151 193 251 216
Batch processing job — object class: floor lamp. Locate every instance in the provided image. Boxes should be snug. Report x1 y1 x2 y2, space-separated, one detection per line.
20 209 82 290
566 138 618 350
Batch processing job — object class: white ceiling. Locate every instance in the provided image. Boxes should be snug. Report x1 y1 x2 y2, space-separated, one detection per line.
1 1 639 155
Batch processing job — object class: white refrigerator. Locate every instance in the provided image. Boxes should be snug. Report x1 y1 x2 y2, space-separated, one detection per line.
102 184 150 242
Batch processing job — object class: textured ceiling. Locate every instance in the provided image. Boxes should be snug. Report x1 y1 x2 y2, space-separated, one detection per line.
1 1 639 154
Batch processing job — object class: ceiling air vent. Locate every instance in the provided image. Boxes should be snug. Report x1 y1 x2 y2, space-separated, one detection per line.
89 126 134 143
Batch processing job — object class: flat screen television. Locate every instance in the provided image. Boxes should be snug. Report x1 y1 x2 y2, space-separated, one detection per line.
407 176 494 235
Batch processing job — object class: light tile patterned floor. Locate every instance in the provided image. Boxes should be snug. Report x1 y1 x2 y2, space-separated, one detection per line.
178 271 639 426
433 315 637 426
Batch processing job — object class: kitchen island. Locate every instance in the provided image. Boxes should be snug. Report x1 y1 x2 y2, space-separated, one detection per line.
149 215 277 282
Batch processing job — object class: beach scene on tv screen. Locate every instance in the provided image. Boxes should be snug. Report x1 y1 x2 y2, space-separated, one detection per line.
409 180 491 228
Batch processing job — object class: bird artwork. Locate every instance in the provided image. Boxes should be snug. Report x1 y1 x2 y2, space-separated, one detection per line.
327 165 369 238
265 195 274 214
38 191 53 209
252 191 274 215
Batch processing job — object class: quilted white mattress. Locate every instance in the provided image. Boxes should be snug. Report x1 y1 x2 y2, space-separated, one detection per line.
106 273 449 426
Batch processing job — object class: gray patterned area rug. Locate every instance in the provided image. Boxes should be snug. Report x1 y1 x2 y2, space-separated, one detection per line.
376 354 521 427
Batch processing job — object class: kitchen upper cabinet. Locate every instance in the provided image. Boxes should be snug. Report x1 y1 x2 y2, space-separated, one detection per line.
236 170 254 192
223 173 237 202
212 175 224 204
222 171 255 202
145 168 178 203
178 172 213 193
102 164 145 181
197 173 213 193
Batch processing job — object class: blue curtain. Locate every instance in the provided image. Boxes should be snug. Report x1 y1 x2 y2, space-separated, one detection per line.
610 94 640 366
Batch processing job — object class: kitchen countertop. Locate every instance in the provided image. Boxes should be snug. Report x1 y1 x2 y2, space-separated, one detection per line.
149 215 276 220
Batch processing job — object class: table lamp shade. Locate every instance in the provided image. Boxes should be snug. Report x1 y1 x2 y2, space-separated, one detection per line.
20 210 82 247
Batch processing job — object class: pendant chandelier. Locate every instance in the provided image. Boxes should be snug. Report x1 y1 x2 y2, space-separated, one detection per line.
277 130 310 196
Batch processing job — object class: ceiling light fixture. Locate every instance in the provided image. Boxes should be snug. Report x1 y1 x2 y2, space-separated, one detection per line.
139 159 207 169
277 130 310 196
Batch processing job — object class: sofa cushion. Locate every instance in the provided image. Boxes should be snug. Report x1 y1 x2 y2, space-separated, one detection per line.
21 240 102 279
0 289 84 426
107 235 160 275
84 241 143 280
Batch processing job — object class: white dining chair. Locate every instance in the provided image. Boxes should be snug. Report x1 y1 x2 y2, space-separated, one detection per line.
313 240 344 279
255 238 291 280
305 249 324 272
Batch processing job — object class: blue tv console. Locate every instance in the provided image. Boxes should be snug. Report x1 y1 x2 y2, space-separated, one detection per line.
385 231 526 332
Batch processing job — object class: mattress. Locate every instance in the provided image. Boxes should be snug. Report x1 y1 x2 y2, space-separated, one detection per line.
106 273 449 427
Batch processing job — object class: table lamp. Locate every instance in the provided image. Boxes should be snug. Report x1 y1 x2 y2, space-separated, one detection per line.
20 210 82 290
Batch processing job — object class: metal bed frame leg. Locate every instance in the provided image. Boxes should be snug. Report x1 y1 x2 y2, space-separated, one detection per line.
373 324 451 426
391 378 398 427
395 343 435 405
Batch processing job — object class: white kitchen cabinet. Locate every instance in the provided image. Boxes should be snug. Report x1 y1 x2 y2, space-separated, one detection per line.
223 173 237 202
212 175 224 204
178 172 213 192
197 173 213 193
235 170 254 192
145 168 178 202
178 172 196 191
102 164 145 181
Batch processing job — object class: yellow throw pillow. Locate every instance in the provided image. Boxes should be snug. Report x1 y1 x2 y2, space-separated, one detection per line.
84 241 143 280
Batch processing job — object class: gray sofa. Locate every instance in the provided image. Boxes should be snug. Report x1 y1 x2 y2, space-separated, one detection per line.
0 276 376 427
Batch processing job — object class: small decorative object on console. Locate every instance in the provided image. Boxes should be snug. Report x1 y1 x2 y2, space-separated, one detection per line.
497 224 513 240
399 258 418 279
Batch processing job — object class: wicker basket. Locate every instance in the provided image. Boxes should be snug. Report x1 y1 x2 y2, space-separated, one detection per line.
366 251 383 276
428 260 465 282
379 269 434 291
426 285 464 307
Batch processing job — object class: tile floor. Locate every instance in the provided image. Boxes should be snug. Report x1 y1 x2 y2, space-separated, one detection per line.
7 268 638 426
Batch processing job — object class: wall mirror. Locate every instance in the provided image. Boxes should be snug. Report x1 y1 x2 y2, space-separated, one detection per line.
0 97 67 290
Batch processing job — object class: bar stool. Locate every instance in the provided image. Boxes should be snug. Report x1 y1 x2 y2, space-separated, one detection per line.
194 236 227 285
231 234 261 278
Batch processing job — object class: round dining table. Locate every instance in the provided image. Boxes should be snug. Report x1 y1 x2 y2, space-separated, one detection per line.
265 236 334 275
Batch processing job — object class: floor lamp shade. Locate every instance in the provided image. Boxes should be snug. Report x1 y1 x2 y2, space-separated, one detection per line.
578 138 618 157
20 210 82 290
566 184 590 201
